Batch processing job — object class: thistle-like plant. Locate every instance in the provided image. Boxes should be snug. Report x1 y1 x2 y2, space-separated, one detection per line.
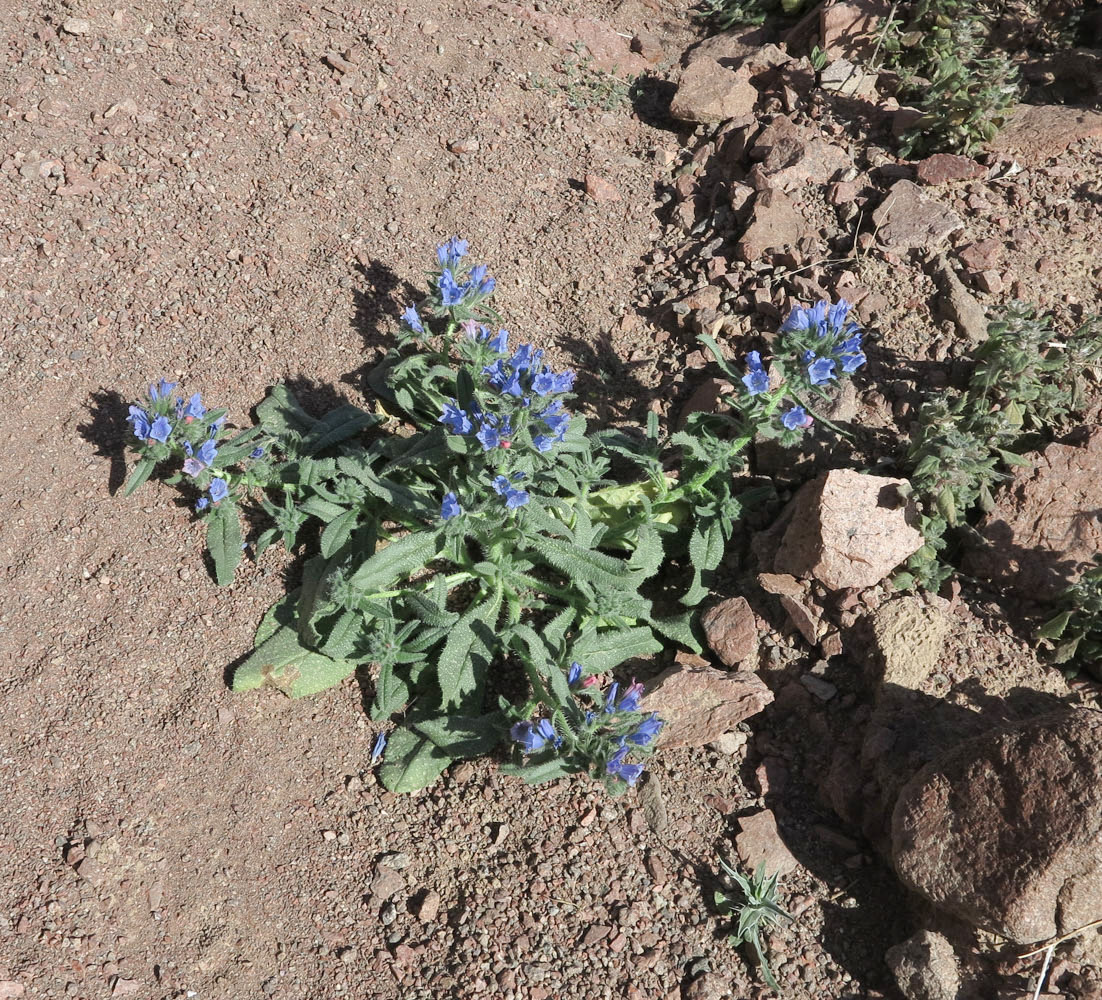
1036 557 1102 682
715 858 791 992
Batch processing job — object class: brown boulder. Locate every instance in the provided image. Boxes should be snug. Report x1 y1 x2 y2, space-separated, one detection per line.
891 708 1102 944
735 188 810 262
701 596 759 666
916 153 986 185
988 104 1102 164
735 809 799 876
820 0 892 61
747 115 853 192
871 179 964 253
670 59 758 124
964 427 1102 600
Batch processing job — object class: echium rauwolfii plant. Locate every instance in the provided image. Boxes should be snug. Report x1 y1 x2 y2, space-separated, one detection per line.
1036 556 1102 683
120 239 864 795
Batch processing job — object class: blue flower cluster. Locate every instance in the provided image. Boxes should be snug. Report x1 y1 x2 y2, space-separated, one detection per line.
781 299 867 386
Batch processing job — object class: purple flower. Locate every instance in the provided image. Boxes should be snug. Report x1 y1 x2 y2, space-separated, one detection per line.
742 353 769 396
532 434 554 454
504 488 529 509
250 446 265 459
475 422 500 451
401 305 424 333
604 682 619 713
209 478 229 503
807 355 837 385
606 745 643 786
568 662 583 686
439 270 466 306
531 370 557 396
441 491 461 521
196 440 218 465
781 405 813 430
511 718 559 753
488 329 509 353
182 392 206 421
436 237 469 268
440 401 472 435
183 457 205 477
618 682 645 713
195 497 210 512
627 713 664 746
149 416 173 443
127 405 152 440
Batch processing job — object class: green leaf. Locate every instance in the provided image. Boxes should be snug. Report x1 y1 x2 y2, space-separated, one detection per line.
347 528 442 592
379 726 453 793
500 757 575 785
298 405 380 455
257 384 316 438
1036 610 1073 641
371 660 410 720
280 651 357 698
232 625 305 692
122 456 156 497
996 448 1033 469
335 458 424 515
689 520 725 573
627 522 665 579
296 555 330 646
455 367 475 412
529 534 641 592
413 712 505 758
571 626 661 673
403 590 460 628
206 501 243 586
231 619 355 697
650 611 702 653
320 509 359 558
321 609 370 659
436 589 502 710
299 495 348 522
542 607 576 654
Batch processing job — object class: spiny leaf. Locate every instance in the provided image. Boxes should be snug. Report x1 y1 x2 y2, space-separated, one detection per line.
347 528 442 593
379 726 452 793
122 456 156 497
206 501 242 586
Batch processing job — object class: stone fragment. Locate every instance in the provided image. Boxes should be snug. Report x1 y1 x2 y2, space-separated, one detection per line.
871 180 963 253
642 658 773 748
0 984 25 999
957 238 1003 271
111 980 140 997
773 471 923 590
892 708 1102 944
683 26 769 68
370 864 405 902
736 188 809 263
677 378 734 430
758 573 826 645
684 973 732 1000
710 731 748 755
630 30 664 64
62 16 91 34
916 153 986 185
987 104 1102 164
819 58 873 96
701 597 759 666
748 116 852 192
584 173 621 204
735 809 799 876
820 0 891 60
670 60 758 124
885 930 961 1000
973 269 1002 294
964 427 1102 599
800 674 837 701
934 256 987 345
869 597 951 692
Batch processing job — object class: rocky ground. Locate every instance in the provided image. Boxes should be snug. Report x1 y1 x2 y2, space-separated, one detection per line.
2 1 1101 999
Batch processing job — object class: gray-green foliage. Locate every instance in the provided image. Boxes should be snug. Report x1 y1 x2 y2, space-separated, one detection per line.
694 0 812 29
533 43 635 111
880 0 1019 156
900 303 1102 591
714 858 791 991
1037 557 1102 681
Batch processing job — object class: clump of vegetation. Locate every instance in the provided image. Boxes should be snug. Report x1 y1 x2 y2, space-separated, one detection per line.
714 858 792 991
694 0 813 30
899 304 1102 591
879 0 1020 156
1037 557 1102 681
533 42 635 111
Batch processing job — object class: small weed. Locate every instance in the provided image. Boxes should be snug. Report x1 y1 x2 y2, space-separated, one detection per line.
1037 557 1102 682
533 43 634 111
694 0 813 29
715 858 791 991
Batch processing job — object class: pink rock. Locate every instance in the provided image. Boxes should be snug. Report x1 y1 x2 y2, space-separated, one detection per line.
819 0 892 61
670 60 758 124
642 657 773 749
747 116 853 192
915 153 987 185
701 597 759 666
987 104 1102 164
735 809 799 876
871 179 964 253
736 188 810 262
773 470 924 590
584 173 621 204
758 573 826 645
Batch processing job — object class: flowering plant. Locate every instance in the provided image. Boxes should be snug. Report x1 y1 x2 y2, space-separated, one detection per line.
118 240 866 794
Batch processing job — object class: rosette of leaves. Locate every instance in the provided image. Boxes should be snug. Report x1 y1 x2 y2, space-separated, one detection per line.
1036 557 1102 681
714 858 791 991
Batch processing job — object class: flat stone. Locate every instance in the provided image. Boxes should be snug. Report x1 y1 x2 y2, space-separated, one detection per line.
62 16 91 34
370 864 405 902
871 179 964 253
701 596 759 666
934 255 988 344
892 708 1102 944
735 809 799 876
820 0 892 60
916 153 987 185
987 104 1102 163
670 59 758 124
885 930 961 1000
416 889 442 923
773 471 924 590
584 173 621 204
800 674 837 701
642 658 773 748
748 116 853 192
683 26 769 68
736 188 810 262
964 427 1102 599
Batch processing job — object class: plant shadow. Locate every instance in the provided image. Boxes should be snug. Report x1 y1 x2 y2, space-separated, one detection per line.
77 388 132 496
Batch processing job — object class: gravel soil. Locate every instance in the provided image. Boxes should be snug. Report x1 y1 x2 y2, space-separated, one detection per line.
2 2 1101 999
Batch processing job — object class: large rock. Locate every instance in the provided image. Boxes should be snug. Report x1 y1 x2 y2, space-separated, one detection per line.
642 655 773 748
773 470 924 590
683 26 769 68
735 188 810 262
670 59 758 124
891 708 1102 944
885 930 961 1000
747 115 853 192
987 104 1102 164
871 179 963 253
820 0 892 61
701 596 759 666
735 809 799 876
964 427 1102 600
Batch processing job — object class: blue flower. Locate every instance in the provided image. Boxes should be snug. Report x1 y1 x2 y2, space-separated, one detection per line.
441 491 461 521
531 370 557 396
482 359 507 388
742 352 769 396
533 434 554 454
838 343 866 373
499 369 524 398
511 719 559 753
250 446 265 459
475 422 500 451
149 378 177 401
479 277 496 296
196 440 218 465
828 299 853 332
183 458 204 477
491 475 510 495
746 350 764 371
552 371 576 393
627 713 664 746
149 416 173 443
195 497 210 512
440 401 472 435
509 345 534 372
618 682 645 713
209 478 229 503
807 355 837 385
439 270 466 306
436 237 469 268
568 662 583 686
606 745 643 786
401 305 424 333
370 731 387 764
504 488 529 509
604 682 619 713
182 392 206 421
488 329 509 353
468 264 488 286
543 412 570 442
781 405 813 430
208 416 225 436
127 405 152 440
183 441 193 456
